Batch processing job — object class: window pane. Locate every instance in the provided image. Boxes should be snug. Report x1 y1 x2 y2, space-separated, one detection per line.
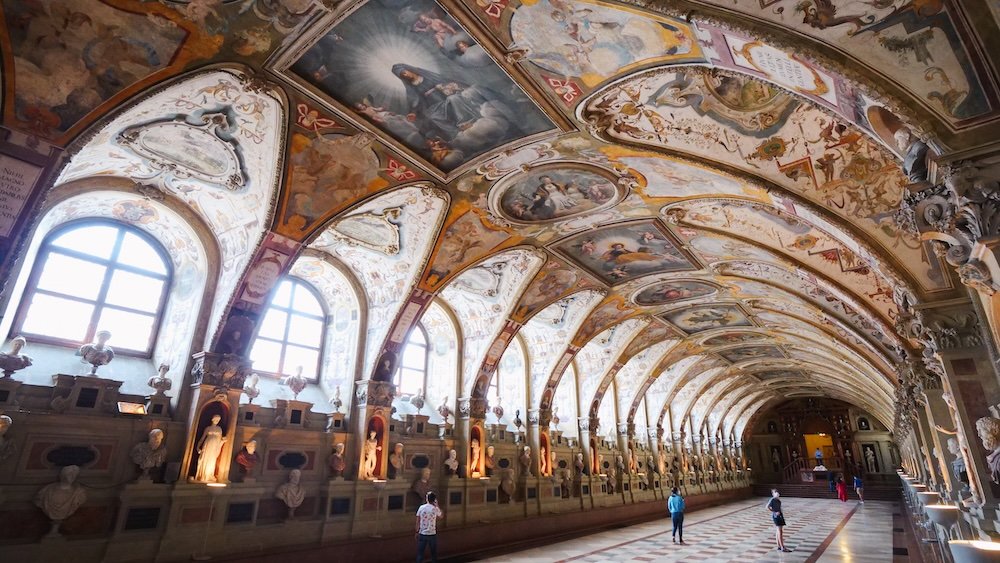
50 225 119 260
21 294 94 341
401 343 425 369
291 284 323 316
95 308 155 351
271 280 292 308
398 367 422 395
105 270 164 313
257 309 288 340
117 232 167 274
286 314 323 347
249 339 282 374
36 253 107 300
410 328 427 345
282 345 319 379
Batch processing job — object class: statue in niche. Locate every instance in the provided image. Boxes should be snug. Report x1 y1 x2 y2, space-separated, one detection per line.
976 417 1000 484
444 449 459 476
275 469 306 519
485 445 496 477
35 465 86 535
470 438 481 477
0 335 32 378
195 414 226 482
519 446 532 477
236 440 260 481
864 447 878 474
77 330 114 375
130 428 167 481
329 442 347 478
0 414 15 461
549 449 557 478
388 442 404 479
574 452 585 479
628 449 637 474
412 467 432 500
360 430 380 480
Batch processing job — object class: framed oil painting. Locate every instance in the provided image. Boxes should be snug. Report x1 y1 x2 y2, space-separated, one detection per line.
278 0 555 175
632 279 716 306
491 164 623 224
661 303 753 334
717 345 784 364
551 219 697 286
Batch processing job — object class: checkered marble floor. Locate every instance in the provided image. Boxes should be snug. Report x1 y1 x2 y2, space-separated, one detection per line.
474 497 908 563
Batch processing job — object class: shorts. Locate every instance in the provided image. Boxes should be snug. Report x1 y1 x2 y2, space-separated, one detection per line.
772 514 786 527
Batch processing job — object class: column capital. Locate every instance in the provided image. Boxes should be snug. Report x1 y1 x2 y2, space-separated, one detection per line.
577 416 591 433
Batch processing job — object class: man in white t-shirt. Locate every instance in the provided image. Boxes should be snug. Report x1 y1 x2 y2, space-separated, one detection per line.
415 491 443 563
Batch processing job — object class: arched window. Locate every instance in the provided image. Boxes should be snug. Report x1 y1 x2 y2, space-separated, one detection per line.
250 278 326 380
13 221 171 355
396 324 428 395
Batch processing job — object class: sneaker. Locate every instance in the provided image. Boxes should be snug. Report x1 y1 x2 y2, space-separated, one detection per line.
782 548 793 552
672 537 676 543
679 541 685 545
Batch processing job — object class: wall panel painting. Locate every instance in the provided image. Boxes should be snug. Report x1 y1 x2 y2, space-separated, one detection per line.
285 0 555 174
551 220 697 286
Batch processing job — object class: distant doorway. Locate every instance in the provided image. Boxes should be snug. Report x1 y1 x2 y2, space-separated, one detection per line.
803 433 834 467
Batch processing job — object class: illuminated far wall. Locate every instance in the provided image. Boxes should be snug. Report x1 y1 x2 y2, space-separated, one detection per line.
803 433 834 461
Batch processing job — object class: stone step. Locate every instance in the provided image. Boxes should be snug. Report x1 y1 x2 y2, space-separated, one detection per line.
753 483 902 501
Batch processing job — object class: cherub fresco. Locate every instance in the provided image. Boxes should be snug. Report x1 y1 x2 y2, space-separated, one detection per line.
663 305 752 333
555 221 694 285
499 168 619 222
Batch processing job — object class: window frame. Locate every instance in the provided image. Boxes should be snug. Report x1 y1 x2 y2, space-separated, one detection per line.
395 323 429 396
249 276 328 382
10 219 173 358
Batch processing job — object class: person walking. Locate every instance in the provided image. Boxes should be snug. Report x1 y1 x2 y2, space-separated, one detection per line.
836 476 849 502
415 491 443 563
828 470 837 494
853 474 865 504
668 487 685 544
766 489 791 552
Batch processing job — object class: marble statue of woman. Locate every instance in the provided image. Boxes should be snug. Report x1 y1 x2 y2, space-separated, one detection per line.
470 438 481 477
360 430 380 480
275 469 306 518
195 414 226 482
130 428 167 480
36 465 86 535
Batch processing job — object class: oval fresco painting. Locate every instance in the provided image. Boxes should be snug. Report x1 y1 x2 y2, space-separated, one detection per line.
632 280 716 306
495 166 622 223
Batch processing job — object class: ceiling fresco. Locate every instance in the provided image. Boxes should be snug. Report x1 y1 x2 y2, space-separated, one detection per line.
15 0 1000 441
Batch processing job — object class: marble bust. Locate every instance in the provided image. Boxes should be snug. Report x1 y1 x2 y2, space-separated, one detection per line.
519 446 532 477
0 335 32 378
976 416 1000 483
329 442 347 478
236 439 260 480
444 448 459 476
485 445 496 477
388 442 404 479
574 452 585 478
130 428 167 480
412 467 432 500
36 465 87 534
275 469 306 518
78 330 114 375
0 414 14 461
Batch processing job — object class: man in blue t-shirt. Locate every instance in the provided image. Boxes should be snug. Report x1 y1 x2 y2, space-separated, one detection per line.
668 487 686 544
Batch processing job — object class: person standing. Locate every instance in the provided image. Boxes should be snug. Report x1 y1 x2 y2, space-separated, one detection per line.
828 470 836 494
668 487 685 544
767 489 791 552
415 491 443 563
853 474 865 504
814 447 823 466
836 476 848 502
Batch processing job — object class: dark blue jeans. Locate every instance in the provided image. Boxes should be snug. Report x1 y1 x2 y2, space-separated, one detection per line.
417 533 438 563
671 512 684 540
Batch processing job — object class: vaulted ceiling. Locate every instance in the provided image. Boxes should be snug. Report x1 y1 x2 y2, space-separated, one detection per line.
8 0 1000 437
